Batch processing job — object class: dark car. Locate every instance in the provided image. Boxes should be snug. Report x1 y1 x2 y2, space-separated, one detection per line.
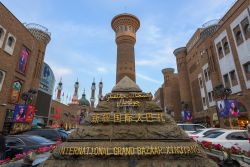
23 129 68 142
5 135 55 158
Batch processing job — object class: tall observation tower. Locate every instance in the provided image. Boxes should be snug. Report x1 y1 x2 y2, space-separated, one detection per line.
111 13 140 84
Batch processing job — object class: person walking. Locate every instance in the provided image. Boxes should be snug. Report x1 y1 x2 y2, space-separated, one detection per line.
0 132 6 160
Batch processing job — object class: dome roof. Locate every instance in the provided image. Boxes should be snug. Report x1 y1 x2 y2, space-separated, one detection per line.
79 91 90 106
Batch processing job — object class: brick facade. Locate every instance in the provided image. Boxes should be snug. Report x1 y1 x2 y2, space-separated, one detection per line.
0 3 50 131
157 0 250 127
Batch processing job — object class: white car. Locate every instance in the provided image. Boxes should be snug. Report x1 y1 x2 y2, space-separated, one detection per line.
189 128 222 141
197 129 250 152
177 123 206 135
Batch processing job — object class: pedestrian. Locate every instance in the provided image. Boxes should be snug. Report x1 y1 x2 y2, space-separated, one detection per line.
0 132 6 160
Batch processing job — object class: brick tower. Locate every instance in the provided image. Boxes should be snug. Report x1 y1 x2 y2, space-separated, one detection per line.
173 47 192 111
111 13 140 83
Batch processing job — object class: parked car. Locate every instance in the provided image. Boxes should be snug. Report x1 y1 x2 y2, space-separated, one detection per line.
177 124 206 134
66 129 76 135
23 128 68 142
189 128 222 141
5 135 55 158
197 129 250 152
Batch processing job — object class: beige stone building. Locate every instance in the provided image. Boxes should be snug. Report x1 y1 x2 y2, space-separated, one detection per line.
157 0 250 127
0 3 50 131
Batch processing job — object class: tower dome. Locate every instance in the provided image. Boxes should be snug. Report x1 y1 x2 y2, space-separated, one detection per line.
79 90 90 106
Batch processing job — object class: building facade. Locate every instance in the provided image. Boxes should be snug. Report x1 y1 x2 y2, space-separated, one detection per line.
158 0 250 127
0 3 51 132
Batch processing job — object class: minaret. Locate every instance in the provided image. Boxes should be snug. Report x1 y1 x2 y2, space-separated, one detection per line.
98 79 103 102
56 78 63 102
90 79 96 108
111 13 140 83
71 79 79 104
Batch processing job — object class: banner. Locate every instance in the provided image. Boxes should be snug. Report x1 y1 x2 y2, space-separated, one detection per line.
25 105 36 123
181 110 192 122
17 47 29 73
217 100 239 117
225 99 239 117
13 104 27 122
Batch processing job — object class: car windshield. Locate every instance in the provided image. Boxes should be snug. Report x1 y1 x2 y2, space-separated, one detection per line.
203 129 221 136
205 131 225 138
25 136 54 144
191 129 203 134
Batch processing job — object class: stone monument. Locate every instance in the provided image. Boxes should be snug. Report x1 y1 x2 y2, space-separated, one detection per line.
41 13 217 167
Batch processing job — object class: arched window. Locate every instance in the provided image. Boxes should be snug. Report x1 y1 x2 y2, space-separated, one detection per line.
7 36 14 47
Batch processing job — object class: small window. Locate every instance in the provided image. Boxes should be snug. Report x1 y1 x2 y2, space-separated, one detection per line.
0 70 5 91
241 17 250 40
199 77 203 88
208 92 212 102
233 25 244 45
243 62 250 80
222 37 230 55
216 42 223 59
223 73 231 88
0 28 3 39
229 70 238 86
7 36 14 47
202 97 206 106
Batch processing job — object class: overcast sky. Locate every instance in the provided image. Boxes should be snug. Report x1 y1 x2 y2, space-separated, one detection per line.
2 0 236 104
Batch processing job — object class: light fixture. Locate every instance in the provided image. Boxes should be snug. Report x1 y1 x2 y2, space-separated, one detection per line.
0 103 7 106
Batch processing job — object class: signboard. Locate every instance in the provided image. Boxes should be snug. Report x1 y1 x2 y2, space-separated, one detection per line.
10 81 22 104
25 105 36 123
39 63 55 95
13 104 27 122
10 122 31 134
90 112 165 124
58 145 201 156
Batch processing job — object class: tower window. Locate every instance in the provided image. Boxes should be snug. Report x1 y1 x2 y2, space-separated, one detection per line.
7 36 14 47
233 25 243 46
241 17 250 40
208 92 212 102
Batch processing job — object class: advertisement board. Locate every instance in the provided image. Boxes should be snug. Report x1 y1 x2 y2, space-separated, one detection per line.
25 105 36 123
39 63 55 95
217 99 239 117
13 104 27 122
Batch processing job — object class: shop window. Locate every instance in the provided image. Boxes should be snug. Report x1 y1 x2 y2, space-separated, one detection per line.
241 17 250 40
223 73 231 88
0 70 5 91
233 25 244 46
243 61 250 80
216 42 223 59
222 37 230 55
229 70 238 86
